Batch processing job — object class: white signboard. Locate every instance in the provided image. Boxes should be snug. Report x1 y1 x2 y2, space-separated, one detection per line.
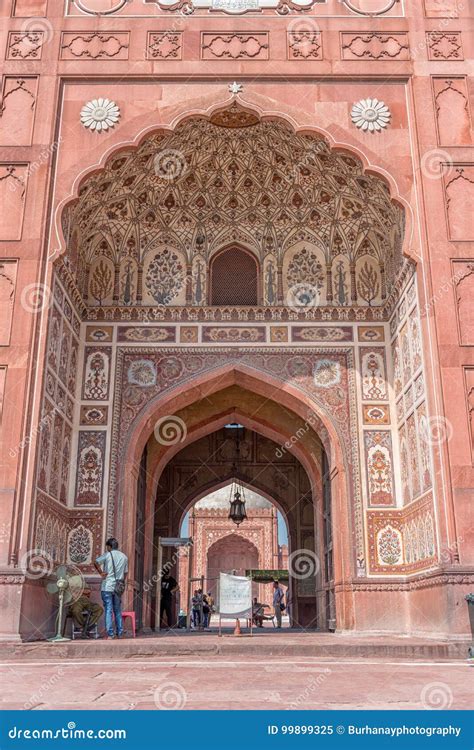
212 0 259 10
218 573 252 616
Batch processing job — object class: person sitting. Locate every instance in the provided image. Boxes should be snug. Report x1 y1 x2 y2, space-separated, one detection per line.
252 596 269 628
69 588 103 638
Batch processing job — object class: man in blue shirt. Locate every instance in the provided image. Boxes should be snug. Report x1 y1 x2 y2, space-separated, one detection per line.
94 538 128 639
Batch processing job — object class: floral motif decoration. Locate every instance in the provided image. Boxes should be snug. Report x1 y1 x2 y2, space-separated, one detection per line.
127 359 157 387
83 349 109 400
364 431 394 506
75 432 106 506
351 98 391 132
287 247 324 308
145 250 185 305
80 98 120 132
377 525 402 566
361 349 387 400
67 525 92 565
313 359 341 388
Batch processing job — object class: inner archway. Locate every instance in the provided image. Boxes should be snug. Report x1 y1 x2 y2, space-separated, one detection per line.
207 535 259 594
136 396 338 631
177 482 290 625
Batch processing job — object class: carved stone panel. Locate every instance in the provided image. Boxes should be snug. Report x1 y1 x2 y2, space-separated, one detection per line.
60 32 130 60
433 77 472 146
201 32 269 60
423 0 460 17
341 32 409 60
0 367 6 434
453 261 474 345
7 31 45 59
0 77 38 146
0 261 18 346
0 166 27 240
426 32 463 60
147 32 182 60
287 32 322 60
443 166 474 240
13 0 48 14
464 367 474 464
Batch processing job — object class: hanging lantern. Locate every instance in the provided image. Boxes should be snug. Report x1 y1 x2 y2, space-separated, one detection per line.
228 484 247 526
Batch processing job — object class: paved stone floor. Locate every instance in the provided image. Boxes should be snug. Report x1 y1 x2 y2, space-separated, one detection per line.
0 656 471 710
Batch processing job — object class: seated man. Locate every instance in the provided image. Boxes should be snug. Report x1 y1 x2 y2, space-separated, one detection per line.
69 588 103 638
252 597 269 628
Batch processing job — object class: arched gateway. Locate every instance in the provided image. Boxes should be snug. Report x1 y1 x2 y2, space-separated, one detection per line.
22 104 450 639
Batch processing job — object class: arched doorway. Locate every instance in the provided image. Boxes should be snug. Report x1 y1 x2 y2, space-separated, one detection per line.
28 103 447 642
137 403 336 631
207 535 259 593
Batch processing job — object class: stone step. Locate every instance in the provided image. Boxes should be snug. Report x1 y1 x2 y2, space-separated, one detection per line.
0 635 469 661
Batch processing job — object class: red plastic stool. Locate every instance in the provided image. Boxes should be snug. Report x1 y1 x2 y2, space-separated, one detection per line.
121 611 136 638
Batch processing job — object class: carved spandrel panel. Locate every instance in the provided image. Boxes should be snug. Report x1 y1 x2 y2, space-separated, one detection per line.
464 368 474 465
0 261 18 346
453 261 474 345
432 77 472 146
444 166 474 241
0 367 6 434
0 166 27 241
0 78 38 147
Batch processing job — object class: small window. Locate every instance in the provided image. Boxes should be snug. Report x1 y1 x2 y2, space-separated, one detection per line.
210 246 259 306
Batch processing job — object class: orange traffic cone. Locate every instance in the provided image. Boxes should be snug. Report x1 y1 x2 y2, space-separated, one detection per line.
233 618 242 636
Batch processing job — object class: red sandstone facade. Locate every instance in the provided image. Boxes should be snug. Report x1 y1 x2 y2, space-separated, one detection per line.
0 0 473 641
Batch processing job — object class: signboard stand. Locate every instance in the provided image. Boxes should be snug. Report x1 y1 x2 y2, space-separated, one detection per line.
218 572 252 636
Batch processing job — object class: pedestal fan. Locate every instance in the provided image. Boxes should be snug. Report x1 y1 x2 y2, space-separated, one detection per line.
46 564 84 643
